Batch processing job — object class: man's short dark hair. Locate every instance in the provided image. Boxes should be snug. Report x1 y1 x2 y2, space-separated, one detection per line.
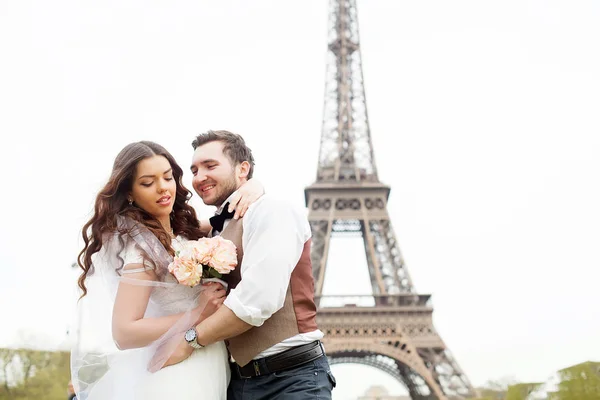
192 130 255 179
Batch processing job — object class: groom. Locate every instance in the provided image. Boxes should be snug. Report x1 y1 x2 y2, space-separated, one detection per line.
185 130 335 399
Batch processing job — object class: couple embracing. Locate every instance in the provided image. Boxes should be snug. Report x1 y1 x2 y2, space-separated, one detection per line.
71 130 336 399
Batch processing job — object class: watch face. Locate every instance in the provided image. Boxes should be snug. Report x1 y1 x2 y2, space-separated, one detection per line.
185 329 196 342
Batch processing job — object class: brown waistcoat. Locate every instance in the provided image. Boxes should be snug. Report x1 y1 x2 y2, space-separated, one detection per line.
218 218 318 367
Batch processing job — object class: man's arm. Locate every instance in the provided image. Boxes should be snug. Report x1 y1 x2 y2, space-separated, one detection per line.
194 305 252 345
156 302 251 369
196 196 311 344
160 196 311 368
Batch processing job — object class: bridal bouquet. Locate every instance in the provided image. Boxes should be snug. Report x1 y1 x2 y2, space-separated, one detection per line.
167 236 237 287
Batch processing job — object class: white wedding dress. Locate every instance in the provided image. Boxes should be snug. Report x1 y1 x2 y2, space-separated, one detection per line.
76 234 230 400
134 236 230 399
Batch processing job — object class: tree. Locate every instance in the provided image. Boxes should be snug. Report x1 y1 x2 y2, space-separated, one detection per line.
505 382 543 400
473 378 544 400
0 348 71 400
473 377 518 400
549 361 600 400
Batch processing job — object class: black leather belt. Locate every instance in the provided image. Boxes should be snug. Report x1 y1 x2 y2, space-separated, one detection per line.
230 341 324 379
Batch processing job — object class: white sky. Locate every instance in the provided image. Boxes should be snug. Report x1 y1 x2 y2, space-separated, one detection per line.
1 0 599 398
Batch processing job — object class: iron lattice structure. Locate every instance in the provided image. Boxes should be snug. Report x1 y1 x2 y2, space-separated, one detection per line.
305 1 475 399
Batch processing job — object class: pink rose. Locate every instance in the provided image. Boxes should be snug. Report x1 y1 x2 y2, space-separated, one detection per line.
192 237 217 265
168 257 203 287
208 236 238 274
176 241 200 259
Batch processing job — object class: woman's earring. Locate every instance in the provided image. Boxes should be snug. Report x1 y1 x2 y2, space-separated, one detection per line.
128 198 133 206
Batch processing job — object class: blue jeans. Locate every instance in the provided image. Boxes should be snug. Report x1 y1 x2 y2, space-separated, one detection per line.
227 355 336 400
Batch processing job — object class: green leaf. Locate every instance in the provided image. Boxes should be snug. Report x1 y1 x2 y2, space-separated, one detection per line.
209 268 222 279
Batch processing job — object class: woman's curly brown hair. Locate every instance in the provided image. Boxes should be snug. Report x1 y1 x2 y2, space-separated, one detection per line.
77 141 203 297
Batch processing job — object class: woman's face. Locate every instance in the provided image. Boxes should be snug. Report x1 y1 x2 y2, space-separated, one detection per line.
129 155 177 222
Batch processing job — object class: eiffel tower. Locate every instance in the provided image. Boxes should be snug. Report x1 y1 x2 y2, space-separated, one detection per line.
304 1 475 399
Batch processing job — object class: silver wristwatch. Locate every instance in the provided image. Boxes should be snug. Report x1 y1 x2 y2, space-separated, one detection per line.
184 328 204 349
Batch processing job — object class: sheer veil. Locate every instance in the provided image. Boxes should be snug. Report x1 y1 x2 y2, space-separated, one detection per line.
70 216 202 400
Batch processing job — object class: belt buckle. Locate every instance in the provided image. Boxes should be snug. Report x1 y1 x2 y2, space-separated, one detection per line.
253 361 262 376
235 363 253 379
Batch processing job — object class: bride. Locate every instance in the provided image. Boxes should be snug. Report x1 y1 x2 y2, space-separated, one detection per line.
71 141 263 400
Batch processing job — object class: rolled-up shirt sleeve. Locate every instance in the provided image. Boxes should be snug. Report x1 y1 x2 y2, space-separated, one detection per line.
223 196 311 327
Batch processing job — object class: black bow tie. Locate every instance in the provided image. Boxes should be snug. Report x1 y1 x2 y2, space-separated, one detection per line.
209 203 235 233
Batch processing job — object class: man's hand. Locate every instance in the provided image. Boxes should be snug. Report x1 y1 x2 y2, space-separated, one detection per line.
148 336 194 373
147 282 225 373
162 337 195 368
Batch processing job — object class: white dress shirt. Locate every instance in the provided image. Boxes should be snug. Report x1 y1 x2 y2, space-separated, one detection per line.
218 193 323 359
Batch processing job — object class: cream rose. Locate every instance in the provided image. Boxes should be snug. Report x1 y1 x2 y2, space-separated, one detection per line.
192 237 217 265
207 236 238 274
168 257 203 287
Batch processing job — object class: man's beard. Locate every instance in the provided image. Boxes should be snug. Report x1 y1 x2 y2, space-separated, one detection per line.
212 173 239 208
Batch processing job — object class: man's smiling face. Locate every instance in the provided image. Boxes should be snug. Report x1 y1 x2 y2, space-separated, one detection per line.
191 140 240 207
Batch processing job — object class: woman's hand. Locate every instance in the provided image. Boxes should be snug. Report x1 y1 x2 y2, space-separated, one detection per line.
228 178 265 219
195 282 226 324
198 178 264 235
